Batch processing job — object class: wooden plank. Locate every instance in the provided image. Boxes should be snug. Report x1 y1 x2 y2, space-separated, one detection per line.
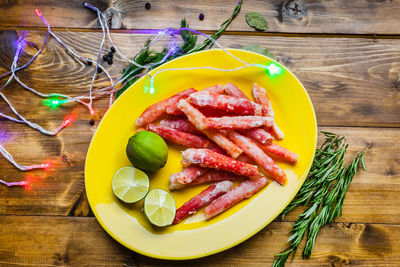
1 125 399 224
1 1 400 35
0 120 92 216
0 216 133 266
0 216 399 266
0 30 399 127
282 127 400 224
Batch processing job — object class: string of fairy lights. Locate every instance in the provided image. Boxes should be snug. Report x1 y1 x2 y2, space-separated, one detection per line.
0 1 283 188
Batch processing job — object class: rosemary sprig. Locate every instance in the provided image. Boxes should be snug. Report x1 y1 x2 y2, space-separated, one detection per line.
273 132 367 267
115 44 160 99
115 19 196 99
189 0 243 53
116 1 242 99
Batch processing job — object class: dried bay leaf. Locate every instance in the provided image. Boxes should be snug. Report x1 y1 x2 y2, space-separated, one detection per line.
242 44 275 59
245 12 268 31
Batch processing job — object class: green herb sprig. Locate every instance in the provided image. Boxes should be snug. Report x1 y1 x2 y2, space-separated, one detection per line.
273 131 367 267
115 1 242 99
189 0 242 53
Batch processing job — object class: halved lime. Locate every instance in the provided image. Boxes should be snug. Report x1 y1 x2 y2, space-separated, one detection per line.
144 189 176 227
112 167 149 203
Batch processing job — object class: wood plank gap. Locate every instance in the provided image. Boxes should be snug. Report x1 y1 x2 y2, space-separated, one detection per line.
1 215 400 227
317 124 400 129
5 119 400 128
1 26 400 40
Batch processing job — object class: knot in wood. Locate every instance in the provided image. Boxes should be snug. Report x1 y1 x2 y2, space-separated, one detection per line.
104 7 122 29
282 0 307 19
328 255 349 266
392 80 400 91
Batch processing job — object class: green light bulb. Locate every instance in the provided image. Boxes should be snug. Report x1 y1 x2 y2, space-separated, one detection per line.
266 62 284 77
43 98 68 109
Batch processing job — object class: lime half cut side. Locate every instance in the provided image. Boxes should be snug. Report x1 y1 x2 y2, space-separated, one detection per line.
144 189 176 227
112 167 149 203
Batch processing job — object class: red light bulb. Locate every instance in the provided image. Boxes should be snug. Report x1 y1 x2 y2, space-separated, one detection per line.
41 163 50 170
62 119 71 127
23 175 33 190
62 111 77 128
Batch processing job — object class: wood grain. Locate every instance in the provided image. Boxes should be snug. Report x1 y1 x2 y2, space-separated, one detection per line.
283 127 400 224
1 1 399 265
0 31 399 127
1 125 399 224
0 216 399 266
1 0 400 35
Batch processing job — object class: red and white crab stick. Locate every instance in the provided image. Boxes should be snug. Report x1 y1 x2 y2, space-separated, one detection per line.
146 124 210 148
206 116 274 130
173 180 234 224
239 128 273 145
259 143 299 164
178 99 242 158
204 177 268 219
135 88 196 127
202 84 225 94
189 90 268 116
169 166 208 190
252 83 274 118
170 169 245 190
226 130 287 185
252 83 284 140
159 118 203 136
223 83 249 99
224 84 274 144
181 148 261 180
191 169 245 185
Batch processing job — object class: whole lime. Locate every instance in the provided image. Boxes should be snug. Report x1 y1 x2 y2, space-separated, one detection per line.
126 131 168 172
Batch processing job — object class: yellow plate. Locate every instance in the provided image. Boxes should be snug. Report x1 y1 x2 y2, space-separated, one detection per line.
85 49 317 260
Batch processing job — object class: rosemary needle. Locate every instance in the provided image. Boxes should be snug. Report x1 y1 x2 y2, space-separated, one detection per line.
273 132 367 267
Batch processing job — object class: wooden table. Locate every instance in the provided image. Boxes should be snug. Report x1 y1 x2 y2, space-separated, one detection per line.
0 1 399 266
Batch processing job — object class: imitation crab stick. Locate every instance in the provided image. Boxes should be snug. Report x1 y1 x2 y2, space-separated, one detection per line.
178 99 242 158
135 88 196 127
181 148 261 180
146 124 210 148
226 131 287 185
204 177 268 219
206 116 274 130
173 181 234 224
169 166 208 190
189 91 268 116
260 143 299 164
224 83 249 99
159 118 203 136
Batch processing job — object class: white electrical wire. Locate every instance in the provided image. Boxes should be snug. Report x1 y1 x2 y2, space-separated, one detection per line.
0 2 274 187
